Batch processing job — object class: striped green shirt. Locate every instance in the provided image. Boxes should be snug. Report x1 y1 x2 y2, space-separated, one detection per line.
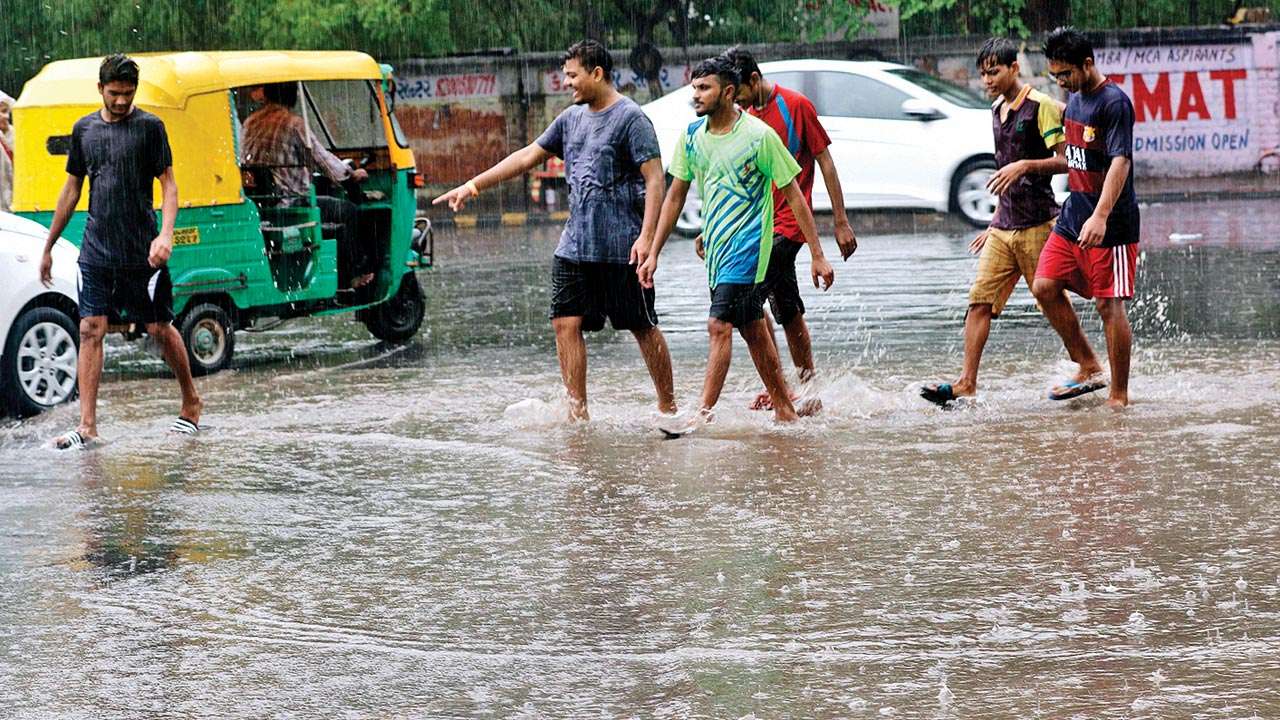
670 112 800 288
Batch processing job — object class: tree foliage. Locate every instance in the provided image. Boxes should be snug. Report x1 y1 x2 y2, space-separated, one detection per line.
3 0 1279 94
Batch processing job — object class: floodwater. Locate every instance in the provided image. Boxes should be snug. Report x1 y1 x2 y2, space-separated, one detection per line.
2 199 1278 718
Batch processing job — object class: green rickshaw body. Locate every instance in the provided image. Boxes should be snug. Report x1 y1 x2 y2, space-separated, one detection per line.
12 51 429 373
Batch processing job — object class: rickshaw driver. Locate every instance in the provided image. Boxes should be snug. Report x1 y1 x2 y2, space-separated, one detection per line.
241 82 374 289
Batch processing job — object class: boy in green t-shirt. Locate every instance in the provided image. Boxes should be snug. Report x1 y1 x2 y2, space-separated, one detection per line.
639 56 835 435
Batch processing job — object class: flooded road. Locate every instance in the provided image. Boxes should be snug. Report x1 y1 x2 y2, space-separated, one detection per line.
2 199 1278 718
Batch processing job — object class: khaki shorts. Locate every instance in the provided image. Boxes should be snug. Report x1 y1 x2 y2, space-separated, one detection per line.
969 219 1054 315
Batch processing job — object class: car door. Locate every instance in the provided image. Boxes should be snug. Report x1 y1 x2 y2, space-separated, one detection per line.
809 70 940 210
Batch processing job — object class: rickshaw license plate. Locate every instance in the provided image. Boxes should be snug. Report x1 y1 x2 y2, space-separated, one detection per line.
174 227 201 246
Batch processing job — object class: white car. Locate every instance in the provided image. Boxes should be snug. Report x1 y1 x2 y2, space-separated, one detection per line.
0 212 79 417
643 59 1004 234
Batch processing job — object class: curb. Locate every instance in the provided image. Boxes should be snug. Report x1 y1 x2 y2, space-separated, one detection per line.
1138 189 1280 204
428 210 569 229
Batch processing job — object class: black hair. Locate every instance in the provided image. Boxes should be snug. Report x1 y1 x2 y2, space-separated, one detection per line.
99 54 139 86
721 45 761 85
690 56 739 92
262 82 299 108
976 38 1019 68
1043 26 1094 67
563 40 614 80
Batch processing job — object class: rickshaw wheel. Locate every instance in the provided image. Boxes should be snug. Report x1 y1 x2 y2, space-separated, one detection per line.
362 273 425 344
178 303 235 376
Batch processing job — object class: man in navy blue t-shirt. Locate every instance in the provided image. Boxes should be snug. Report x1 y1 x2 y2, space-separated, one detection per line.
1032 28 1140 410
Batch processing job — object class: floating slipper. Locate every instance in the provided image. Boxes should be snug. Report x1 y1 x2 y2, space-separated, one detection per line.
658 408 714 439
1049 377 1108 401
920 383 957 407
52 430 89 451
170 416 200 435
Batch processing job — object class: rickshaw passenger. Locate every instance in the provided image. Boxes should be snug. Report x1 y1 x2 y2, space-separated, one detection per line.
241 82 373 288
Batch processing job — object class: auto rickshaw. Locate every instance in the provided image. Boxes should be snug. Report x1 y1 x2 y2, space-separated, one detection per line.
11 51 432 374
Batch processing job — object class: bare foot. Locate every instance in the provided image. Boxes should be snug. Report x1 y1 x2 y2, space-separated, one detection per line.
1073 363 1105 384
1106 395 1129 411
182 396 204 426
566 399 589 422
797 397 823 416
750 390 799 411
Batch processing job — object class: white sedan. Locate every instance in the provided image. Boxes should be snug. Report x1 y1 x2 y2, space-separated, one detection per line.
0 212 80 417
643 59 1005 234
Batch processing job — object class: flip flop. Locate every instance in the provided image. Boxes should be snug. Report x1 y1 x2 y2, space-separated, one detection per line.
920 383 958 407
658 408 714 439
170 416 200 435
1048 377 1108 401
52 430 89 451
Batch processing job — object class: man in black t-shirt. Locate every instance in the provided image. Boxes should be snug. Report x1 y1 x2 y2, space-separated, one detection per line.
40 54 203 449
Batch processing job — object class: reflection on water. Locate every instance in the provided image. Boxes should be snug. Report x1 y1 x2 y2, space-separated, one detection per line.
1 201 1277 718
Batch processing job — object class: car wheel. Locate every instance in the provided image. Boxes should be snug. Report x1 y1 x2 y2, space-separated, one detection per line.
2 306 79 417
950 158 998 228
362 272 425 343
178 303 235 376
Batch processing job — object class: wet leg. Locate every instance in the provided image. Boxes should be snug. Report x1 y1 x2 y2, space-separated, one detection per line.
951 303 992 397
699 318 734 412
1032 277 1104 385
147 321 203 425
631 326 676 414
1096 298 1132 409
781 313 815 381
552 316 589 420
73 316 107 441
738 318 799 422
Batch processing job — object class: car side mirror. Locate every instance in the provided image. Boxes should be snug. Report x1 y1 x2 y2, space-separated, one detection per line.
901 98 946 121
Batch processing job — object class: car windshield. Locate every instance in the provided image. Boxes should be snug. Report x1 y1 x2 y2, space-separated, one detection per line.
886 68 988 109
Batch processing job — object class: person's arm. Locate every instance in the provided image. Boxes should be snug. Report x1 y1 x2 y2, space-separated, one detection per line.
39 174 84 287
987 144 1068 195
1077 156 1130 248
988 96 1069 194
148 166 179 268
637 178 690 288
631 157 665 265
780 181 833 290
304 124 354 183
814 149 857 260
433 142 552 212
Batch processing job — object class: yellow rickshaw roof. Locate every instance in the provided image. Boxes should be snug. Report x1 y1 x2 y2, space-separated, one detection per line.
16 51 384 108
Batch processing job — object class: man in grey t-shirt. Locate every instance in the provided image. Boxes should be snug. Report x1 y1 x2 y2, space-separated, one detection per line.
435 40 674 421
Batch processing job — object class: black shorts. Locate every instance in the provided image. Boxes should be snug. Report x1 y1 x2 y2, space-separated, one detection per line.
708 282 768 327
78 263 175 325
549 256 658 332
763 235 805 325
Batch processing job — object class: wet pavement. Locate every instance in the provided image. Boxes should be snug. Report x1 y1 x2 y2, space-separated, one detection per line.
1 198 1278 718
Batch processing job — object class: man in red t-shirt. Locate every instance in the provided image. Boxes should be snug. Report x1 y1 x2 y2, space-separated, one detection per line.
704 47 857 410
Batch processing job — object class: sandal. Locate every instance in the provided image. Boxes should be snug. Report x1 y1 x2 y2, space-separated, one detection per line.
170 416 200 435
